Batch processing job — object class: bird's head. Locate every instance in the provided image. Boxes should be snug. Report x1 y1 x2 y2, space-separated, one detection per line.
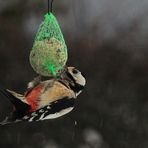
61 67 86 95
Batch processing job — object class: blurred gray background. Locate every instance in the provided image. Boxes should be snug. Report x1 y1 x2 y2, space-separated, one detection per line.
0 0 148 148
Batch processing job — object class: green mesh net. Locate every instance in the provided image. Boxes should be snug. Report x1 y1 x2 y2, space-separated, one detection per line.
30 13 68 77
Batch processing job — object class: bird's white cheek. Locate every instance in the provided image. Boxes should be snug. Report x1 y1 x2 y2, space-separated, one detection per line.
76 77 86 86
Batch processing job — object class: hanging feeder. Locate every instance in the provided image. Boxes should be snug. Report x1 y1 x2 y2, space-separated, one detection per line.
30 1 68 77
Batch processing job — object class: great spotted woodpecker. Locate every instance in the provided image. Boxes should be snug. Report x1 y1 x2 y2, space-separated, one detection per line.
0 67 86 125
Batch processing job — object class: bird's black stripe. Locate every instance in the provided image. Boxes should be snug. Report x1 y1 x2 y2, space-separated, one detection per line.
70 84 84 93
65 71 84 93
65 71 76 85
57 80 69 89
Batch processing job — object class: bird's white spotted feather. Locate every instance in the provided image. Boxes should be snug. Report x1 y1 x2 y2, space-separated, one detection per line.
41 107 74 120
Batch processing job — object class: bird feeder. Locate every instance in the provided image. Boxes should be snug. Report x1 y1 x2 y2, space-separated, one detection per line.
30 12 68 77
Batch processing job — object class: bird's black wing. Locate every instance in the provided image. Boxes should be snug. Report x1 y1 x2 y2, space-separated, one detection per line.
6 97 75 123
0 96 75 125
21 97 75 122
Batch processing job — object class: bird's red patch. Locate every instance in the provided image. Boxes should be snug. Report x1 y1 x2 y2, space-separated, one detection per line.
26 84 43 112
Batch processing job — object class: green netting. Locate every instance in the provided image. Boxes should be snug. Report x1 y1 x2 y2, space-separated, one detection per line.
30 13 68 77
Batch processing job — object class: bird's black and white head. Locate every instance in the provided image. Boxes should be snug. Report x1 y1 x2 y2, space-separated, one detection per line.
63 67 86 95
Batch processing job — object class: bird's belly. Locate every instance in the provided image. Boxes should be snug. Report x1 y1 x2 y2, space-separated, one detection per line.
39 85 75 108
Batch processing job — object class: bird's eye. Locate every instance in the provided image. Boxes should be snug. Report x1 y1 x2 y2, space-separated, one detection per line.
72 69 79 74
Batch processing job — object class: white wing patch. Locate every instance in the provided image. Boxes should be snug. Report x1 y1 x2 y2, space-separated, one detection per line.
41 107 74 120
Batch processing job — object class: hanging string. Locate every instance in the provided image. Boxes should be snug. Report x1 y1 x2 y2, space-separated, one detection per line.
48 0 54 14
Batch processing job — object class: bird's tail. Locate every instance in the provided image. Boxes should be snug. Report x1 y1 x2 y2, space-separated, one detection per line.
0 116 13 125
0 115 22 125
0 86 30 125
0 86 13 125
0 86 30 112
0 86 12 100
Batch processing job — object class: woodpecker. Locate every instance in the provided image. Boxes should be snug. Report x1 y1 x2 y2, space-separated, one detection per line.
0 67 86 125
